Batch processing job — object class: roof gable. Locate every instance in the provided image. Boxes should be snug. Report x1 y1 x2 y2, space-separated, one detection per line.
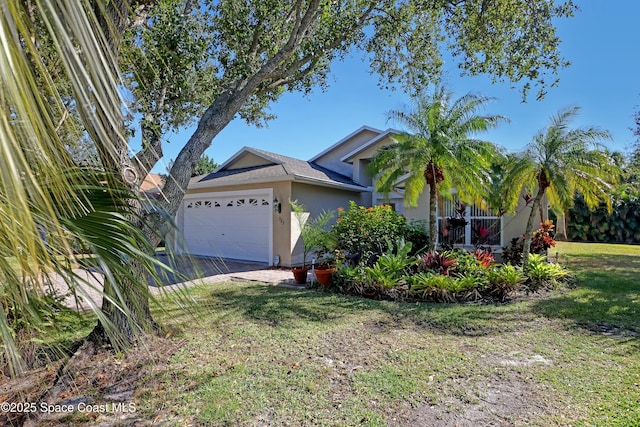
309 125 383 161
192 146 367 192
216 147 282 171
340 129 401 163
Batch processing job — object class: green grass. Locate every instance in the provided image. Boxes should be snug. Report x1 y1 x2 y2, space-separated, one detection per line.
25 242 638 426
123 242 640 426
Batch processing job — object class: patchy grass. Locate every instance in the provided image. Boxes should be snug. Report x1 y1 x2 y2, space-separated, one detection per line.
3 242 639 426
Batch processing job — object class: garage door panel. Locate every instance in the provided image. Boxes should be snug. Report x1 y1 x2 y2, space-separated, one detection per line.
182 191 271 263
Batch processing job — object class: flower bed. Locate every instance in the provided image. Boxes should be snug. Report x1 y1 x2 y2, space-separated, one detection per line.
329 242 571 303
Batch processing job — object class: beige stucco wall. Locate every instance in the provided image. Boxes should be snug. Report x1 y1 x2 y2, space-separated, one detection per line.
312 129 381 177
225 152 273 170
349 134 396 185
289 182 369 266
502 194 548 244
178 181 293 267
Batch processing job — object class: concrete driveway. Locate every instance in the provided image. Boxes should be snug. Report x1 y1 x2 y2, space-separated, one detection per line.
152 254 270 286
49 254 296 311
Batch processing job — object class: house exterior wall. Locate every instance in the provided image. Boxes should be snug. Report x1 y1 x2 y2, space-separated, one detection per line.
179 181 293 266
502 194 548 244
289 182 369 266
312 129 381 177
225 152 274 170
349 134 396 186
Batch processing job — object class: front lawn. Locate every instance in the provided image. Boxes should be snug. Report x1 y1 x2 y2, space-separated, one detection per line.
6 242 640 426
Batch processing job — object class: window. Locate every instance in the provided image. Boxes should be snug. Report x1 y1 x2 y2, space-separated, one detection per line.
437 197 501 246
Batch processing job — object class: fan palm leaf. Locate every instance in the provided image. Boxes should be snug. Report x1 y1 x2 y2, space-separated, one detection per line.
1 0 176 376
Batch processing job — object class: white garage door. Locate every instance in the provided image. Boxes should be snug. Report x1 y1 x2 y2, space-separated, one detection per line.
181 190 272 263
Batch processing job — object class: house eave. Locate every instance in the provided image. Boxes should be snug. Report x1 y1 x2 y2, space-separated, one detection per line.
188 175 293 190
187 174 368 193
309 125 383 162
340 128 402 163
292 175 371 192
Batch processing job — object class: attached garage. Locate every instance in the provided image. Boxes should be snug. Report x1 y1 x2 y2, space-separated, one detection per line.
178 146 368 267
180 189 273 263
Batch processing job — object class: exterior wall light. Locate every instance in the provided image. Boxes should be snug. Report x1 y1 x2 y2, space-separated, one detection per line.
273 197 281 214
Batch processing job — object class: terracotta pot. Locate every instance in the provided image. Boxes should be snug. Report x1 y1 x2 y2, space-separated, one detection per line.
314 267 336 287
292 267 309 284
363 289 378 299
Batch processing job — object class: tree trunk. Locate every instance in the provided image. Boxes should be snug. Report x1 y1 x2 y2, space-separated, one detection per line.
522 188 546 269
428 178 438 252
88 258 158 350
555 211 568 241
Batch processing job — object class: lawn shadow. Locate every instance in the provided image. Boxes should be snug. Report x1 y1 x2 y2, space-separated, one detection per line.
167 283 545 338
531 252 640 342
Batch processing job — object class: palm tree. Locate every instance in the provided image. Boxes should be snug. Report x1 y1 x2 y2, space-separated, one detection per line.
369 86 508 252
505 107 619 267
1 0 165 376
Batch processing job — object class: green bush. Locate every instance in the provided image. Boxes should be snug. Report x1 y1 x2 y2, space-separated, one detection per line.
567 195 640 244
524 253 569 292
503 220 556 265
332 202 408 264
485 264 526 301
362 239 416 290
403 220 430 256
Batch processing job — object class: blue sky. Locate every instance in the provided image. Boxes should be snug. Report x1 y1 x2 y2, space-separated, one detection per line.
151 2 640 173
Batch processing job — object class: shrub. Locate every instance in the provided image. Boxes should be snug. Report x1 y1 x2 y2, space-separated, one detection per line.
408 272 456 302
332 264 366 295
403 220 430 256
449 250 492 278
524 253 569 292
362 239 416 290
419 251 457 275
567 194 640 244
503 220 556 265
333 202 407 264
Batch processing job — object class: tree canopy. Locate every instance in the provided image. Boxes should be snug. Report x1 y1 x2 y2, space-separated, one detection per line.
120 0 578 221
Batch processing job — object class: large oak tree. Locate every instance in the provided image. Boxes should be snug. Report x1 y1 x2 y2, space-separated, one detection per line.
58 0 579 344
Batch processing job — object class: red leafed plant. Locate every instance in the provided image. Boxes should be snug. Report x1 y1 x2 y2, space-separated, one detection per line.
473 249 495 268
421 252 457 275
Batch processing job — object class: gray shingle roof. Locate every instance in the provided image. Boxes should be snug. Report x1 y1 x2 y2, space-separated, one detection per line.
197 147 365 189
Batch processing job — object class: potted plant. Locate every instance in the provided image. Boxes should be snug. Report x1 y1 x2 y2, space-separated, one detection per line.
290 200 334 284
311 232 338 287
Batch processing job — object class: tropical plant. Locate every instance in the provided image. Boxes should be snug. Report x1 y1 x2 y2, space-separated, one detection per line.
524 254 569 293
332 202 407 265
485 264 526 301
0 0 170 376
419 252 457 275
568 194 640 244
290 200 334 268
369 86 508 252
408 272 456 302
502 220 557 265
504 107 620 267
362 239 416 291
403 220 431 256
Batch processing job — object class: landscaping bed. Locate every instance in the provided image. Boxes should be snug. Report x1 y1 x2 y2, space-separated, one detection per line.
2 242 639 426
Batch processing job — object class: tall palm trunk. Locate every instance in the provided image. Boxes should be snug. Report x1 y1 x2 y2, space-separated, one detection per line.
424 163 443 252
428 180 438 252
522 171 550 268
